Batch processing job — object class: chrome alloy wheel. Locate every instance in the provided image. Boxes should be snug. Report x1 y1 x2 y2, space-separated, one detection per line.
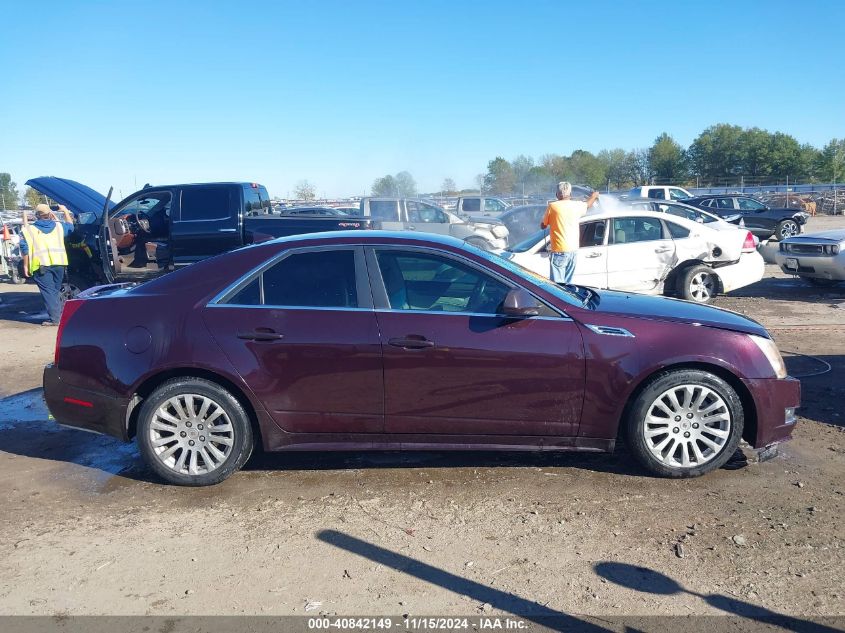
148 394 234 475
643 384 731 468
688 271 716 302
779 220 799 239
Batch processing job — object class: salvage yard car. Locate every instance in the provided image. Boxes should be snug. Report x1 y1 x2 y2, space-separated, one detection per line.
775 228 845 287
43 231 798 486
684 194 809 240
502 211 763 303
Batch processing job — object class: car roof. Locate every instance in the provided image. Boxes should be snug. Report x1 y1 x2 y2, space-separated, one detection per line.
260 229 469 249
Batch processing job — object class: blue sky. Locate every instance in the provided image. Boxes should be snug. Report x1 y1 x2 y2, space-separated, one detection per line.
2 0 843 199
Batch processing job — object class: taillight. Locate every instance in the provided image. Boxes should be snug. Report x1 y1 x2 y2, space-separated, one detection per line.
55 299 84 365
742 231 756 252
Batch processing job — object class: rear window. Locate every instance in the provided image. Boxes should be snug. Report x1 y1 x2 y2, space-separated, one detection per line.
180 186 233 221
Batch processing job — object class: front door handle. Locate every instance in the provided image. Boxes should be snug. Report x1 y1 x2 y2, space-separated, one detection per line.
585 252 603 258
654 246 672 253
237 329 284 341
388 336 434 349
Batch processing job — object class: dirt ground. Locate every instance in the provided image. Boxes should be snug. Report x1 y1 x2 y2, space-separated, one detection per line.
0 217 843 621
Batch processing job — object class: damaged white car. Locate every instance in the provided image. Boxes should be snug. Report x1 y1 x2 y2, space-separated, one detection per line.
499 210 763 303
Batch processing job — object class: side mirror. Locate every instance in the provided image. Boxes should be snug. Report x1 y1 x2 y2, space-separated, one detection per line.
502 288 541 317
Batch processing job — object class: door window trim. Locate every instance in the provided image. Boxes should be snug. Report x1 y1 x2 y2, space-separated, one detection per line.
363 244 564 318
207 245 374 310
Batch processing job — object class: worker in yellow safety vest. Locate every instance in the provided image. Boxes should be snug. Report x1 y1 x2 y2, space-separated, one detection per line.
21 203 75 326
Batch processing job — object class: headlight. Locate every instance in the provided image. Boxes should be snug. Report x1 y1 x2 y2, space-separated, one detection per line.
492 225 509 239
749 335 787 378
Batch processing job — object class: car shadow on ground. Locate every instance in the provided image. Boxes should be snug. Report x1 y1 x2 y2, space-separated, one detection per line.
725 276 845 304
0 289 49 324
783 354 844 428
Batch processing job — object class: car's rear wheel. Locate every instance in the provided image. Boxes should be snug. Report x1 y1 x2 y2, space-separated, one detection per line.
625 369 744 478
776 219 800 240
678 265 718 303
137 378 253 486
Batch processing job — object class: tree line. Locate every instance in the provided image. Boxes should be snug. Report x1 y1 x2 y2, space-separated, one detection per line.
480 124 845 196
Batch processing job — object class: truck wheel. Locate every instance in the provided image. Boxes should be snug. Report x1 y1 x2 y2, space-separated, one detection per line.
465 237 492 252
678 265 719 303
137 377 254 486
625 369 744 478
59 274 91 304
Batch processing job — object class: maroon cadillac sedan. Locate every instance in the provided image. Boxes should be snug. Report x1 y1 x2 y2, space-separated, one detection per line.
43 231 799 486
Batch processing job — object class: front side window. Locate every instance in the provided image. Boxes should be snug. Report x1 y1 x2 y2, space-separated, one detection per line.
610 217 665 244
114 191 171 219
408 202 447 223
484 198 506 212
180 186 232 221
669 188 691 200
224 249 357 308
376 250 509 315
737 198 766 211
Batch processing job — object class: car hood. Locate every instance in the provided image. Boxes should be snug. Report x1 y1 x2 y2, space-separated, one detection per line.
782 229 845 243
25 177 115 218
580 289 768 337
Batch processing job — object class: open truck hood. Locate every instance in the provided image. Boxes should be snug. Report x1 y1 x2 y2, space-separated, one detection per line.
25 177 115 220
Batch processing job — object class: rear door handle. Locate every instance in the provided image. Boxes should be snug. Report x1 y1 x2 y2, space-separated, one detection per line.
388 336 435 349
654 246 672 253
585 252 603 258
237 329 284 341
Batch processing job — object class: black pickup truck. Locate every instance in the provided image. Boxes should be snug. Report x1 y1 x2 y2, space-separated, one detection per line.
26 177 375 297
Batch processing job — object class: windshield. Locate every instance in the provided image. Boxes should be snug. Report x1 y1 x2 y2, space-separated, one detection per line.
509 229 547 253
468 242 593 309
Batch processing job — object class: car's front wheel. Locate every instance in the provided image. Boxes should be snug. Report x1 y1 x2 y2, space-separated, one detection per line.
776 219 800 240
678 265 719 303
137 378 254 486
625 369 744 478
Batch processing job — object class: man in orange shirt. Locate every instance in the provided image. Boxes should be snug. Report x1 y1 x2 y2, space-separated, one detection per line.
540 182 600 283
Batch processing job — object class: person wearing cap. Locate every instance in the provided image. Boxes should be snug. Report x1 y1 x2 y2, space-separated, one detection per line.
20 203 75 325
540 182 599 284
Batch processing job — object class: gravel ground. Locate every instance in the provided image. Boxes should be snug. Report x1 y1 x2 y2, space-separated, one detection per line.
0 216 843 620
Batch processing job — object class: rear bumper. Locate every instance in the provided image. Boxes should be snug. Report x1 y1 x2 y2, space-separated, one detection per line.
742 375 801 448
43 364 131 441
717 251 765 293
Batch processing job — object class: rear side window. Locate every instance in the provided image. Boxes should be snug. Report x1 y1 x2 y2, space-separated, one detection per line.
647 189 666 199
665 221 691 239
243 185 263 215
224 250 358 308
180 186 233 221
716 198 736 209
369 200 400 221
462 198 481 212
579 220 607 247
611 217 665 243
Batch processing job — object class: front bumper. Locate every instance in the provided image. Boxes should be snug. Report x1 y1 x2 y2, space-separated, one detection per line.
43 365 131 441
741 375 801 448
774 252 845 281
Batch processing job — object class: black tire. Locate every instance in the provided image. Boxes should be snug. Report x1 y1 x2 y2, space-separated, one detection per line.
776 219 800 241
465 237 492 252
802 276 841 288
59 273 91 305
677 264 719 303
625 369 744 478
137 377 254 486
